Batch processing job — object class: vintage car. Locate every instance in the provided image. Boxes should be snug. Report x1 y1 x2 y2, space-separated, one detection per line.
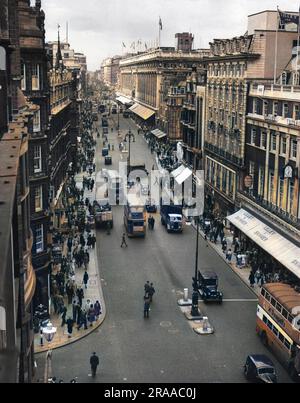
244 355 277 383
197 270 223 303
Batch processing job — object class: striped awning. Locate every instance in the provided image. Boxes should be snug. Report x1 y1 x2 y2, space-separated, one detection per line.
151 129 167 139
129 103 155 120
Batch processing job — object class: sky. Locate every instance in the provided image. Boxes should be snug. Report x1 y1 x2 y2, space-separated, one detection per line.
38 0 299 71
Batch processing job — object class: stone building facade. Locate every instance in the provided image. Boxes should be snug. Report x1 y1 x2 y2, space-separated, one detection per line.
118 44 209 140
204 10 299 218
18 0 51 306
0 0 37 383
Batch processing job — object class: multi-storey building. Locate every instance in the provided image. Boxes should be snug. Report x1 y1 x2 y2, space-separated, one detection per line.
19 0 51 307
0 0 36 383
204 10 299 218
48 64 78 233
181 66 207 170
118 39 209 140
101 56 122 87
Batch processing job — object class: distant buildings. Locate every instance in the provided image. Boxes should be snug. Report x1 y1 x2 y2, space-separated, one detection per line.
100 56 122 87
117 35 209 140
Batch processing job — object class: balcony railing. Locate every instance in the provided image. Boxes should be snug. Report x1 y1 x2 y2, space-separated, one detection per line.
204 141 243 166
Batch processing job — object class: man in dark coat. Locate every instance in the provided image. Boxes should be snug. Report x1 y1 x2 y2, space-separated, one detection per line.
66 317 74 338
90 352 99 377
83 270 89 289
148 283 155 302
144 295 151 318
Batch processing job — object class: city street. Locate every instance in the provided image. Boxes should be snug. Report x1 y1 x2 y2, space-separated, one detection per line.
35 113 291 383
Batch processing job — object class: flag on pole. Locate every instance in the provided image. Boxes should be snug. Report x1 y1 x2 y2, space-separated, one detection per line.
122 42 126 48
278 9 299 27
145 42 148 50
159 17 163 30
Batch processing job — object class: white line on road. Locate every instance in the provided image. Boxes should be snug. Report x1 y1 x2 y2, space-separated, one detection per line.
198 299 258 302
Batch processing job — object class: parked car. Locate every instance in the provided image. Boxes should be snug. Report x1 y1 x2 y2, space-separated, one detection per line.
197 270 223 303
244 355 277 383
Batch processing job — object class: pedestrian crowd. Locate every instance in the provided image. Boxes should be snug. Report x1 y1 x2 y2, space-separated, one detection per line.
49 101 103 339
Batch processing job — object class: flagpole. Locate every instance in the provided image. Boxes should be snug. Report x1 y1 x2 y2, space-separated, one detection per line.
274 6 279 84
296 5 300 82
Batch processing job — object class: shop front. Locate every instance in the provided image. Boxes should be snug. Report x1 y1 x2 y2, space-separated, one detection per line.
227 208 300 284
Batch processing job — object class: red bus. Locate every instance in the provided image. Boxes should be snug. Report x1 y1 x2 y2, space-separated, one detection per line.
256 283 300 381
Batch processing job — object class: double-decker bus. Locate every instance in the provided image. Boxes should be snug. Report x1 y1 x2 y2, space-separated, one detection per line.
256 283 300 381
124 193 146 237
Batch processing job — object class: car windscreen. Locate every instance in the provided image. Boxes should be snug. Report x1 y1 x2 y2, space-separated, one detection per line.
258 367 275 375
204 279 217 286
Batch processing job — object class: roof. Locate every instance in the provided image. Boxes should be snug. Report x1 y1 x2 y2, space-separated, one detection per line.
263 283 300 312
201 271 218 279
248 354 274 368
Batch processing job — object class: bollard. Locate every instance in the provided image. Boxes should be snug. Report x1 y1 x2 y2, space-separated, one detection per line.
203 316 208 332
183 288 188 302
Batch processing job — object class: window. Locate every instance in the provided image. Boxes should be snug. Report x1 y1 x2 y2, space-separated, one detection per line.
258 166 265 196
253 98 258 114
281 136 287 155
269 170 274 202
263 100 268 117
278 178 284 208
281 72 287 85
294 104 300 121
35 224 44 253
288 181 295 213
260 131 267 149
34 186 43 212
33 110 40 132
290 139 297 159
273 101 278 117
250 128 256 145
21 63 26 91
249 161 255 192
33 145 42 173
32 64 40 90
270 133 277 152
283 103 289 118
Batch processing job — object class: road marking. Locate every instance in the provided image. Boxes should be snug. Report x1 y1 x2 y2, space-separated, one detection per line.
198 298 258 302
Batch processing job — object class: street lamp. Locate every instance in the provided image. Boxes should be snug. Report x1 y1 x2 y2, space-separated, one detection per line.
117 103 120 131
191 216 200 317
124 129 135 177
42 322 57 383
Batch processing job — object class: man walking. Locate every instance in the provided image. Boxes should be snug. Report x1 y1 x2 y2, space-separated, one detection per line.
120 232 128 248
90 352 99 377
83 270 89 289
144 295 151 318
148 283 155 303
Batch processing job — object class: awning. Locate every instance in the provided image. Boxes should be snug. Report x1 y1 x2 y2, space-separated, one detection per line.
116 96 133 106
129 103 155 120
175 168 192 185
151 129 167 139
227 209 300 279
171 165 185 178
171 165 192 185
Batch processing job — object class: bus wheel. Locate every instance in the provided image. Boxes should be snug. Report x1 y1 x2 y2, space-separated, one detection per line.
261 331 268 346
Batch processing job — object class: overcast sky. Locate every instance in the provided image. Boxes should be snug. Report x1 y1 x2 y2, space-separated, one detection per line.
39 0 298 71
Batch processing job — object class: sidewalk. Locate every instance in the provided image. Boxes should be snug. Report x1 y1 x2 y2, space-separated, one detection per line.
34 174 106 354
192 222 260 297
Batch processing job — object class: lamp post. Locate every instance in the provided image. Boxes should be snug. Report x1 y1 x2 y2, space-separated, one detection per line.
191 216 200 317
42 322 57 383
124 129 135 177
117 103 120 131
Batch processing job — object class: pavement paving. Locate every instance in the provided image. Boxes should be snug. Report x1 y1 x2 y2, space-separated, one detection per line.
33 112 292 383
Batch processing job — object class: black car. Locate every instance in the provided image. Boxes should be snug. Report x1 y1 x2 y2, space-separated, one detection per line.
197 270 223 303
244 355 277 383
104 156 112 165
145 199 157 213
